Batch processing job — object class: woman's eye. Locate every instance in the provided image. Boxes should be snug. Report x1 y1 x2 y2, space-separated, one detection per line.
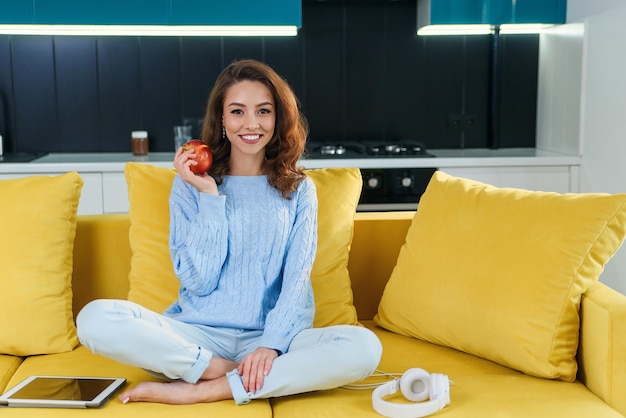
259 108 272 115
231 109 243 115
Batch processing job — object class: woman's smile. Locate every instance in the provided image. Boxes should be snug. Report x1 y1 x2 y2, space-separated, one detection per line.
240 134 262 144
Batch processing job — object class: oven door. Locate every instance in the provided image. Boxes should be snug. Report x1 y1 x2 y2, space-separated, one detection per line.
357 168 438 212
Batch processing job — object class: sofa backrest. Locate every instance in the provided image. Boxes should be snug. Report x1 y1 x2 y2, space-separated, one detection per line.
72 215 131 317
71 212 414 321
349 212 414 319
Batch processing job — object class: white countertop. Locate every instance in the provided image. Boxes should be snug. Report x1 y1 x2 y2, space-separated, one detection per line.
0 148 581 174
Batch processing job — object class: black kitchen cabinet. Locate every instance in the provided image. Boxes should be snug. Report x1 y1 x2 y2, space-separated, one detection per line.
0 0 538 154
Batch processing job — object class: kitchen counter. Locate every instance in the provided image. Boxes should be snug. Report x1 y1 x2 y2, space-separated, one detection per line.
0 148 582 214
0 148 581 173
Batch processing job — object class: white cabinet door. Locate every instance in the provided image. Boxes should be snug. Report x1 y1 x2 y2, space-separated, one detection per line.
437 166 574 193
77 173 104 214
0 172 103 214
102 172 129 213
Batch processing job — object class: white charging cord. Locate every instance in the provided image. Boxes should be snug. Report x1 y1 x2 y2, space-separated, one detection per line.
341 370 455 390
341 370 403 390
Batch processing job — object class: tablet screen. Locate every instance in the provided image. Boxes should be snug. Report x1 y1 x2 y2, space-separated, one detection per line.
10 377 116 401
0 376 126 408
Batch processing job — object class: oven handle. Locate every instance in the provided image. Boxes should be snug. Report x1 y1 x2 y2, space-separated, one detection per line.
357 203 418 212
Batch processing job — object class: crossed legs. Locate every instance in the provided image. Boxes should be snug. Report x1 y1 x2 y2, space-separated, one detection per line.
76 299 382 405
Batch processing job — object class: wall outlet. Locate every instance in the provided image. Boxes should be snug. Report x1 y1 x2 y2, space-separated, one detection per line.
448 113 476 131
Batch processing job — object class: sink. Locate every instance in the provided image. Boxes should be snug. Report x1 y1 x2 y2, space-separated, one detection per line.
0 152 48 163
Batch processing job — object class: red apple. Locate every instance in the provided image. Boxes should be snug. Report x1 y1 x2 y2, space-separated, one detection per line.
182 140 213 174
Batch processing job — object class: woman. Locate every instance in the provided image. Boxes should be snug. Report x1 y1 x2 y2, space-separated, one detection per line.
77 59 382 405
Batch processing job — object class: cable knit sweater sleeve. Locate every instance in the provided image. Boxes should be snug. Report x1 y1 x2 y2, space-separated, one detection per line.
260 177 318 352
168 175 229 296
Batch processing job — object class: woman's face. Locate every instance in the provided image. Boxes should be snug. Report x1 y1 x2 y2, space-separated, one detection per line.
222 80 276 162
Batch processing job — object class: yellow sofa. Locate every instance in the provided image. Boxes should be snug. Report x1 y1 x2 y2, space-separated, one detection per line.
1 211 625 417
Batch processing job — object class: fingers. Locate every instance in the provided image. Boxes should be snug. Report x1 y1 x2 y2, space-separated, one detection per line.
173 147 197 176
239 357 263 393
239 348 278 394
173 149 217 194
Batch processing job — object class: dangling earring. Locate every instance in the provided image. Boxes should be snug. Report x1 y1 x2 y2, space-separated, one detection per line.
222 125 226 139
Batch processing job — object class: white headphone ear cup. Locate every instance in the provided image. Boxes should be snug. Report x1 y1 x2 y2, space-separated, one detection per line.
399 368 431 402
430 374 451 405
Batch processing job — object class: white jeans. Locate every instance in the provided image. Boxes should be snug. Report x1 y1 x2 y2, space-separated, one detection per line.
76 299 382 404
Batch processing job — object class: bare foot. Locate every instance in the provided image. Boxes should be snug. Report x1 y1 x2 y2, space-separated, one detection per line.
119 377 232 404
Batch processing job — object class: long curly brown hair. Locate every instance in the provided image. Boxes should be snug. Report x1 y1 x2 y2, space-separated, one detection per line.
201 59 309 199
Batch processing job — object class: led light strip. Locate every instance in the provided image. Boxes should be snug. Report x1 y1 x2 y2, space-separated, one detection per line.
0 24 298 37
499 24 556 34
417 24 494 36
417 23 557 36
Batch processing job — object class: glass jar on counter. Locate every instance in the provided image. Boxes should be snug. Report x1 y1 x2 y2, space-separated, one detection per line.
131 131 149 156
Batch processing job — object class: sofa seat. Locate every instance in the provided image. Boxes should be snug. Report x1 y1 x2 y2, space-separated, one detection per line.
269 321 623 418
0 355 22 394
3 346 272 417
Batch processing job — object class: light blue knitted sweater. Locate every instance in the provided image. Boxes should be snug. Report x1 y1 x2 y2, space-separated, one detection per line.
164 174 318 354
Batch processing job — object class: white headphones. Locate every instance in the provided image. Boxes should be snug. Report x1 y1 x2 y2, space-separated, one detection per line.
371 368 450 418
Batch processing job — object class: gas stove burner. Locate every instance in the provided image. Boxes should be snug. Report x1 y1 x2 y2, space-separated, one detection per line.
304 140 433 159
320 144 347 155
307 142 367 158
368 142 427 157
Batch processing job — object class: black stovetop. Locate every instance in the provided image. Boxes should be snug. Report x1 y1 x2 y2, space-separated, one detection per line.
0 152 48 163
304 141 435 159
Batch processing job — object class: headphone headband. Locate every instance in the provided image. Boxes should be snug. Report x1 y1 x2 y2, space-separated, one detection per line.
371 369 450 418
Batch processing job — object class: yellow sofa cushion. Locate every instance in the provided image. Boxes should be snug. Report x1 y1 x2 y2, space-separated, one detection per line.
375 171 626 382
307 167 361 327
124 162 360 327
125 163 178 310
7 346 272 417
270 322 621 418
0 172 83 356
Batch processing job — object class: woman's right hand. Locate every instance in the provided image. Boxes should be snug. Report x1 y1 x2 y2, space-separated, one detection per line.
173 147 218 195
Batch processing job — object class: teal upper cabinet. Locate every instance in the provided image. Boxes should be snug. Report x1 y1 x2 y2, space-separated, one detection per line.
0 0 302 27
424 0 566 26
0 0 34 24
39 0 169 25
171 0 301 26
417 0 566 35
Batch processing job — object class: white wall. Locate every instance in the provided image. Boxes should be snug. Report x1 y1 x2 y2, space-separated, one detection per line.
538 3 626 294
577 7 626 294
567 0 626 22
536 23 584 156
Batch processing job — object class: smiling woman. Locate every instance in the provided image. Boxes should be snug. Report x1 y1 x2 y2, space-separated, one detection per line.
202 59 309 199
76 59 382 406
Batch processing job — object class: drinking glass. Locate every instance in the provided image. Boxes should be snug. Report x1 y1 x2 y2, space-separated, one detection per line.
173 126 193 151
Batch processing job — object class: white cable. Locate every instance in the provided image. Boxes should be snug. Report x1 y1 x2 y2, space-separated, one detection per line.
341 370 455 390
341 370 403 390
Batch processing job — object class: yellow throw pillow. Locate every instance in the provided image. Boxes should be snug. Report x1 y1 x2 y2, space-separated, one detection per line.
125 163 178 311
375 171 626 382
306 168 361 327
125 163 360 327
0 172 83 356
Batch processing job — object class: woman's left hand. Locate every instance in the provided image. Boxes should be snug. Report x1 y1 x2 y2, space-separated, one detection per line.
238 347 279 394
